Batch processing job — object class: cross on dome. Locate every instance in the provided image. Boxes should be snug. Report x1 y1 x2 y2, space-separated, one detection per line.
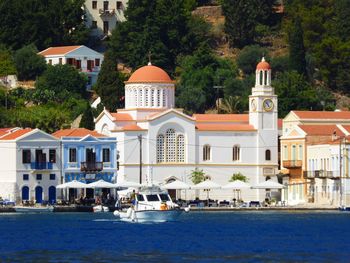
148 51 152 66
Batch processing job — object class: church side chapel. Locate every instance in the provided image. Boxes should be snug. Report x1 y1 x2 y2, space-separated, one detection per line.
95 58 278 202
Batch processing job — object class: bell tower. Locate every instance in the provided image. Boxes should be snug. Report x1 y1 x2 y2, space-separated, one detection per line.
249 57 278 170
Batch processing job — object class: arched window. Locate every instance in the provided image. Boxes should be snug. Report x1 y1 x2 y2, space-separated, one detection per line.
232 145 240 161
133 88 137 106
145 88 149 107
203 145 211 161
162 89 166 107
166 129 176 162
264 70 268 85
157 89 161 107
265 149 271 161
138 89 143 107
156 129 185 163
151 89 155 107
156 135 165 163
177 134 185 162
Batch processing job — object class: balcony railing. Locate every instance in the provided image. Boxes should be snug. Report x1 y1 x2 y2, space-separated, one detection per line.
304 170 338 179
282 160 302 168
81 162 103 172
30 162 53 170
99 9 115 15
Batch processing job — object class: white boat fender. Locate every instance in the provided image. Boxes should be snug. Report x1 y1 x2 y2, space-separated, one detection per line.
184 207 190 213
126 207 133 218
131 209 136 222
113 210 120 218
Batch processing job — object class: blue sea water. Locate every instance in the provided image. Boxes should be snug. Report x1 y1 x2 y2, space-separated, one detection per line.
0 211 349 262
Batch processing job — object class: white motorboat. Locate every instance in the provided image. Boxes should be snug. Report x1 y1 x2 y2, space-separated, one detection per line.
14 206 54 213
113 185 187 223
93 205 109 213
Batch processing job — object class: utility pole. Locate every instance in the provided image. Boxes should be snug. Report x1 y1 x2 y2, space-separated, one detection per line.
138 135 142 184
213 85 223 113
339 137 344 208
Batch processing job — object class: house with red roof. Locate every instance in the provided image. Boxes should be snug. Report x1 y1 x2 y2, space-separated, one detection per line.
281 111 350 206
38 45 104 89
95 58 280 202
0 128 61 204
52 128 117 201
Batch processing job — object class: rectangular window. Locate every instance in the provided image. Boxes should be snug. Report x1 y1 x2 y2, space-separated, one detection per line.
103 21 109 34
49 149 56 163
23 174 29 181
48 59 52 65
116 1 122 9
298 145 303 160
59 58 62 64
50 174 55 180
103 148 110 162
22 149 31 163
69 148 77 162
283 145 288 160
103 1 109 10
36 174 42 180
95 58 100 67
92 1 97 9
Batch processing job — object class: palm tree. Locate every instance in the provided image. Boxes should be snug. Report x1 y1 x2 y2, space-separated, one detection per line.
190 168 207 184
229 172 248 182
219 96 241 113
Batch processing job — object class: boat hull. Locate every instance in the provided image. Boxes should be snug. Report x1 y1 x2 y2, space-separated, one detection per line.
114 209 183 223
93 205 109 213
14 206 54 213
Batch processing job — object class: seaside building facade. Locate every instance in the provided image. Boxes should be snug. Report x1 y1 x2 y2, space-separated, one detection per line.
38 45 104 90
95 59 279 202
52 128 117 200
280 111 350 205
0 128 61 204
84 0 127 37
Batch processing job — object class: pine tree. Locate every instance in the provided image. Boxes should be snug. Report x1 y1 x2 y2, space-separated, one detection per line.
94 52 125 112
79 104 95 130
288 18 307 76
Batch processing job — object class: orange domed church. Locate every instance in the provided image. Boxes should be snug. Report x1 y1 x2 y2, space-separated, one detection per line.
95 58 279 201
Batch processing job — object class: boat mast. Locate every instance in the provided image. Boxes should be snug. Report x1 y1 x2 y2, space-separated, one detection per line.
138 134 142 184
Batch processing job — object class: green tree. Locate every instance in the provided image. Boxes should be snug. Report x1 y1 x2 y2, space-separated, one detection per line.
14 44 47 81
222 0 277 48
0 0 89 50
0 49 16 77
94 52 125 111
236 45 269 75
109 0 209 74
79 104 95 130
288 18 307 75
190 168 206 184
229 172 248 182
35 64 87 103
176 45 237 114
219 96 242 114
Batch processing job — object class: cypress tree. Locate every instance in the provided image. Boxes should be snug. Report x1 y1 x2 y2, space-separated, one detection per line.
79 104 95 130
288 18 307 75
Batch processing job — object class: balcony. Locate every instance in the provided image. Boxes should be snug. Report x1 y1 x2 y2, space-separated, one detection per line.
31 162 53 170
99 9 115 16
304 170 338 179
81 162 103 172
282 160 302 168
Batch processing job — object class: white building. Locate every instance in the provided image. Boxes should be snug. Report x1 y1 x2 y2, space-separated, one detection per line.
0 128 61 204
84 0 128 37
38 45 104 90
95 59 279 202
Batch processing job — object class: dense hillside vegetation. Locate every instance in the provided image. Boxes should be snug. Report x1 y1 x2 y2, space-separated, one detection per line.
0 0 349 131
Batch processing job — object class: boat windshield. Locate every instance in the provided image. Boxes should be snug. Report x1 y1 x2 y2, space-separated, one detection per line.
159 194 170 201
136 194 145 201
146 194 160 202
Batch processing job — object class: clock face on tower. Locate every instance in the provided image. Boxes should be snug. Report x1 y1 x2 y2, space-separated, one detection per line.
251 99 257 111
262 98 274 111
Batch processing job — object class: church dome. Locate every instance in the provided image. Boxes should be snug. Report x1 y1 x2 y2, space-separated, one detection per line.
256 57 271 70
126 64 174 83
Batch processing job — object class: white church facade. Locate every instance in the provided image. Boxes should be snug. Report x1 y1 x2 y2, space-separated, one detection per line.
95 59 279 202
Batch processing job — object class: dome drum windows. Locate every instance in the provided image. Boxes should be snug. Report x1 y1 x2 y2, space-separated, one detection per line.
157 129 185 163
265 149 271 161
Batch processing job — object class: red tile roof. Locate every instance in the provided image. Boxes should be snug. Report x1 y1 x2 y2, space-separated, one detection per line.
196 124 256 131
38 46 81 56
293 111 350 120
0 128 33 140
0 128 17 138
122 125 145 131
298 125 345 136
193 114 249 122
110 113 134 121
52 128 105 138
